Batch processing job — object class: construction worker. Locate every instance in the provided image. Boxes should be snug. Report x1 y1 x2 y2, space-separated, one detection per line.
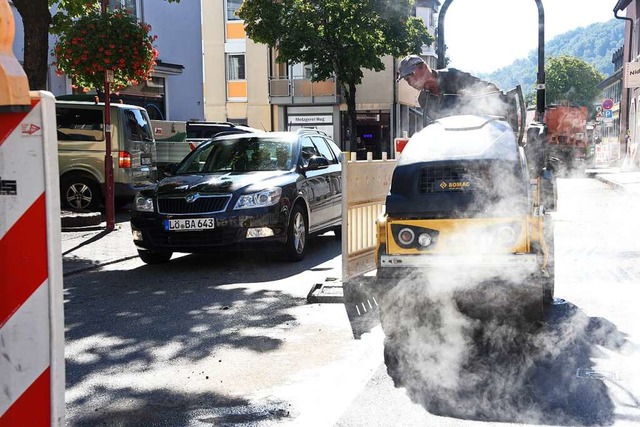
396 54 505 125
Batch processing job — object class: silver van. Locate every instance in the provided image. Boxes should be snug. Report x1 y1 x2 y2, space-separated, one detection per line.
56 101 157 211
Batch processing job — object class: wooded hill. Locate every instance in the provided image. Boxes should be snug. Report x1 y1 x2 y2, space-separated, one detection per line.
478 19 625 97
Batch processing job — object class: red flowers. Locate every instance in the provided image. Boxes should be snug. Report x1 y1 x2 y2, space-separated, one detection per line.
53 8 158 91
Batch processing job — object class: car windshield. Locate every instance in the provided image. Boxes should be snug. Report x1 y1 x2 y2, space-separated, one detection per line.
177 136 295 173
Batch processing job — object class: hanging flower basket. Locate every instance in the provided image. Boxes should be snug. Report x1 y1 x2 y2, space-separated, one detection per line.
53 9 158 91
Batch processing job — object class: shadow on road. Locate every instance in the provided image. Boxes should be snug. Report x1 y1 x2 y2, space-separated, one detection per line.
68 387 292 427
382 297 632 426
63 227 341 426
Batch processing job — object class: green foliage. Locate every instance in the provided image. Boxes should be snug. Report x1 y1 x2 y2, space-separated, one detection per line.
238 0 432 150
238 0 432 85
481 19 624 99
545 55 604 106
53 8 158 90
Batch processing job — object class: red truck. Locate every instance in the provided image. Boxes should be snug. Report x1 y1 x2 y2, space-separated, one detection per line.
544 105 588 174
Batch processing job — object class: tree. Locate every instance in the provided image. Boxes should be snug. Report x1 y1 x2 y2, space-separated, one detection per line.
11 0 177 90
238 0 433 151
545 55 604 110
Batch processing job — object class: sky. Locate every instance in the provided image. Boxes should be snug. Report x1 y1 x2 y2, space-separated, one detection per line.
443 0 622 74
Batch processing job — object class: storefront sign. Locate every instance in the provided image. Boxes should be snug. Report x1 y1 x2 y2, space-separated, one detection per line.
624 62 640 88
288 115 332 125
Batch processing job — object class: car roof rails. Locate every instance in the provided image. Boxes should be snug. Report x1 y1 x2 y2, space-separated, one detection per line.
212 129 255 138
296 127 329 137
186 121 239 127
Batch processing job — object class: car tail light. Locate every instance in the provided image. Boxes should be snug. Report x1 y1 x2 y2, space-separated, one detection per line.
119 151 131 168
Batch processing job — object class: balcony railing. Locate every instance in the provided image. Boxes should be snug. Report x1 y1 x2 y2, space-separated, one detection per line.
268 76 339 104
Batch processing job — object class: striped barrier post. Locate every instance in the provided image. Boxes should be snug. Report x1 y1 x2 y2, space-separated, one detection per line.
1 1 65 424
0 91 65 426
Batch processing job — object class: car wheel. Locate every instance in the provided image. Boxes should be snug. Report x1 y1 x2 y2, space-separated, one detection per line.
284 204 307 262
61 174 101 211
138 249 173 264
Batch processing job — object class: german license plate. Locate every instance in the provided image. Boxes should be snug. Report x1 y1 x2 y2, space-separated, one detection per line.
141 156 152 165
164 218 215 231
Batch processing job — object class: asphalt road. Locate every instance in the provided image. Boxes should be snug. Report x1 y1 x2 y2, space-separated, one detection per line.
336 177 640 427
62 177 640 426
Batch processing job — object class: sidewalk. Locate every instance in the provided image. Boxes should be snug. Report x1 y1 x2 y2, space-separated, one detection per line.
61 218 138 276
587 166 640 194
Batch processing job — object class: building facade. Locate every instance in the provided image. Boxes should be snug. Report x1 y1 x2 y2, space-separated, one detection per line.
11 0 205 121
11 0 439 152
614 0 640 165
597 47 624 146
201 0 272 130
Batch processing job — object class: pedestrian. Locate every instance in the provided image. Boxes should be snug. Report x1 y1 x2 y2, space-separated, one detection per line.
396 54 505 125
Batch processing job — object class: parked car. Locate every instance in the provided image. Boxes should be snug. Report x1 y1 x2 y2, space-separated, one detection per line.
56 101 157 211
186 121 260 146
130 129 342 264
151 120 261 176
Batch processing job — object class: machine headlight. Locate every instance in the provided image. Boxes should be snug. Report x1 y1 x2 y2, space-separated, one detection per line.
397 228 415 245
134 193 154 212
417 232 433 247
496 225 518 246
234 188 282 209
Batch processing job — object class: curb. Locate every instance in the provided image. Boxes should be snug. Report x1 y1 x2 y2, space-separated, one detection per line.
61 211 102 229
594 174 625 192
63 255 139 277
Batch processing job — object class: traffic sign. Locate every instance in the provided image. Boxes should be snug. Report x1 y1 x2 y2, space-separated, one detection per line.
602 99 614 110
603 109 613 119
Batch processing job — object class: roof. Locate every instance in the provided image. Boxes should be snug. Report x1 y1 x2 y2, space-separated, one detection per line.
614 0 632 12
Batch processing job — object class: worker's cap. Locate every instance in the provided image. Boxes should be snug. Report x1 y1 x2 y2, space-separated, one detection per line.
396 54 425 81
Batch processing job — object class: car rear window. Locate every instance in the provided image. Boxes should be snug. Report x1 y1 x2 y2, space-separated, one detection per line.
56 107 104 141
124 109 154 141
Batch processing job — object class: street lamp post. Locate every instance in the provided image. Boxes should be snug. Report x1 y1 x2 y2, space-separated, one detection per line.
101 0 115 231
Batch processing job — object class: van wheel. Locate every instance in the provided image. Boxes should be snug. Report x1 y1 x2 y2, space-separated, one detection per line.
283 204 307 262
138 249 172 264
61 175 101 211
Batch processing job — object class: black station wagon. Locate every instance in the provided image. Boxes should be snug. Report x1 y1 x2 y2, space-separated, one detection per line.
130 129 342 264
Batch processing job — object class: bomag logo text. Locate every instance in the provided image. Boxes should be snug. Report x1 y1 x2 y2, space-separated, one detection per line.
440 181 471 190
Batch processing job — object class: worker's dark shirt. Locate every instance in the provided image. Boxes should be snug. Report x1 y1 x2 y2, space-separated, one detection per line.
418 68 506 124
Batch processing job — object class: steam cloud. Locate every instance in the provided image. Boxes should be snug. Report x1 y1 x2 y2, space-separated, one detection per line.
377 96 626 424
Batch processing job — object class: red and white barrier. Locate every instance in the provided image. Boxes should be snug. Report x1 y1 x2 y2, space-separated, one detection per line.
0 91 65 426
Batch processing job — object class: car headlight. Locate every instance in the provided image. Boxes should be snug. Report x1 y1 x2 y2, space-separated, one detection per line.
234 188 282 209
134 193 154 212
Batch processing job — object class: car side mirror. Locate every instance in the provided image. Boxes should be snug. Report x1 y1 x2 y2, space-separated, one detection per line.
306 155 329 170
